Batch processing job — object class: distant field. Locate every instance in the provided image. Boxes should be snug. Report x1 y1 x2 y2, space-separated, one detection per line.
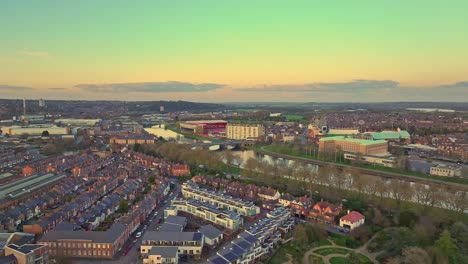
235 108 261 112
284 114 305 121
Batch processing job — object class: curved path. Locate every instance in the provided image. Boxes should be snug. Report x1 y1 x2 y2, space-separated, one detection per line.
303 238 378 264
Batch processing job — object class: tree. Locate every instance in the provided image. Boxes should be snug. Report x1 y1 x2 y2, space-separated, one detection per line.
401 247 431 264
41 130 50 137
293 224 308 243
383 227 419 256
346 251 362 264
398 211 418 228
118 199 129 214
450 222 468 256
435 230 459 264
133 143 141 152
148 175 155 185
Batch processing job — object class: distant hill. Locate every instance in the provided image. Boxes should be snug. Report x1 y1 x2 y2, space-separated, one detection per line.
0 99 225 119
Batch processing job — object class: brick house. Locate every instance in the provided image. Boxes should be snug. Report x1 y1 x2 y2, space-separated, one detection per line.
309 200 342 224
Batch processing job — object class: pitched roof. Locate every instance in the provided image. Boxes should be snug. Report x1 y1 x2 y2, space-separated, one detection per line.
142 232 203 242
148 246 178 258
340 211 365 223
199 225 222 239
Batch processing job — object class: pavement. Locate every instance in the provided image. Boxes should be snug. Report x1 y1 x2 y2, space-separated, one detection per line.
71 179 181 264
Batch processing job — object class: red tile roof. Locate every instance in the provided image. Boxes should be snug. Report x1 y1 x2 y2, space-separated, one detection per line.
341 211 364 223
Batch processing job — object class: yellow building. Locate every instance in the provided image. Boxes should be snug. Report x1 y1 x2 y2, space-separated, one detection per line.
141 232 203 257
319 136 388 155
226 124 265 140
430 164 462 177
143 247 179 264
170 199 243 230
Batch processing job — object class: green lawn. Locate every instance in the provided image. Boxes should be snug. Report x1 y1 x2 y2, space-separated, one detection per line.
267 240 331 264
329 233 362 249
309 255 325 264
357 253 373 263
314 247 351 256
284 114 305 121
329 256 348 264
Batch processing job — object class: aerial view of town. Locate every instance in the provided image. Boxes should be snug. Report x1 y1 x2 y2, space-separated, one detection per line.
0 1 467 264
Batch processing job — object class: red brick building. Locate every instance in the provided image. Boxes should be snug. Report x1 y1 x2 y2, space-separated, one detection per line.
171 164 190 177
309 200 342 224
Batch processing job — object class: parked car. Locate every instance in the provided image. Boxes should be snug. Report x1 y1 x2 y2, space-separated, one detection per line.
136 232 142 238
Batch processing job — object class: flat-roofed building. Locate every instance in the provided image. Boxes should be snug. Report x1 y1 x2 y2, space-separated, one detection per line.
181 181 260 217
343 152 396 168
141 232 204 257
226 124 265 140
179 120 227 136
38 223 129 259
430 164 462 177
143 246 179 264
54 118 101 126
319 136 388 155
109 135 156 145
171 199 243 230
1 125 69 136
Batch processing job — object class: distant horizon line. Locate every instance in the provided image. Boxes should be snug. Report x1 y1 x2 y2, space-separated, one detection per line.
1 97 467 104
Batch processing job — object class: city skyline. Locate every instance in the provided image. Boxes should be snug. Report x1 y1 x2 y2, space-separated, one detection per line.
1 1 468 102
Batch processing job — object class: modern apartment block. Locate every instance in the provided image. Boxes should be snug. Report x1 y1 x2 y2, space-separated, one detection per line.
140 232 204 257
226 124 265 140
169 199 243 230
206 207 294 264
181 181 260 217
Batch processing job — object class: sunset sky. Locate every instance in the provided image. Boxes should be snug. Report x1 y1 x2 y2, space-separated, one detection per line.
1 1 467 102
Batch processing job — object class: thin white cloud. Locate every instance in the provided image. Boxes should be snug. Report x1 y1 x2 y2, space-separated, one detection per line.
21 50 52 58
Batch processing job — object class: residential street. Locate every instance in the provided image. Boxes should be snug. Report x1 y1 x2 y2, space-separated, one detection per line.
71 179 181 264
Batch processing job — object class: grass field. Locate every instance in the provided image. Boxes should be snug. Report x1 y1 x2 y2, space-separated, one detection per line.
329 256 347 264
309 255 325 264
314 247 351 256
284 114 305 121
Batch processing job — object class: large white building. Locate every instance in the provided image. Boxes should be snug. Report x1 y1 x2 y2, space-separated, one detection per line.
1 125 69 136
54 119 102 126
226 124 265 140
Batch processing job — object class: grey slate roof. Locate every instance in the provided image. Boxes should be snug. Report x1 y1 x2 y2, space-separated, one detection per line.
165 215 187 227
159 223 183 232
148 246 178 258
142 231 203 242
39 222 126 243
198 225 222 240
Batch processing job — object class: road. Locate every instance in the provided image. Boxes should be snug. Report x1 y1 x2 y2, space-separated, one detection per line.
71 179 181 264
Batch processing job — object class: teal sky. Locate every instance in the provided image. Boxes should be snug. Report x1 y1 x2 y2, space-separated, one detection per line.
1 1 467 102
